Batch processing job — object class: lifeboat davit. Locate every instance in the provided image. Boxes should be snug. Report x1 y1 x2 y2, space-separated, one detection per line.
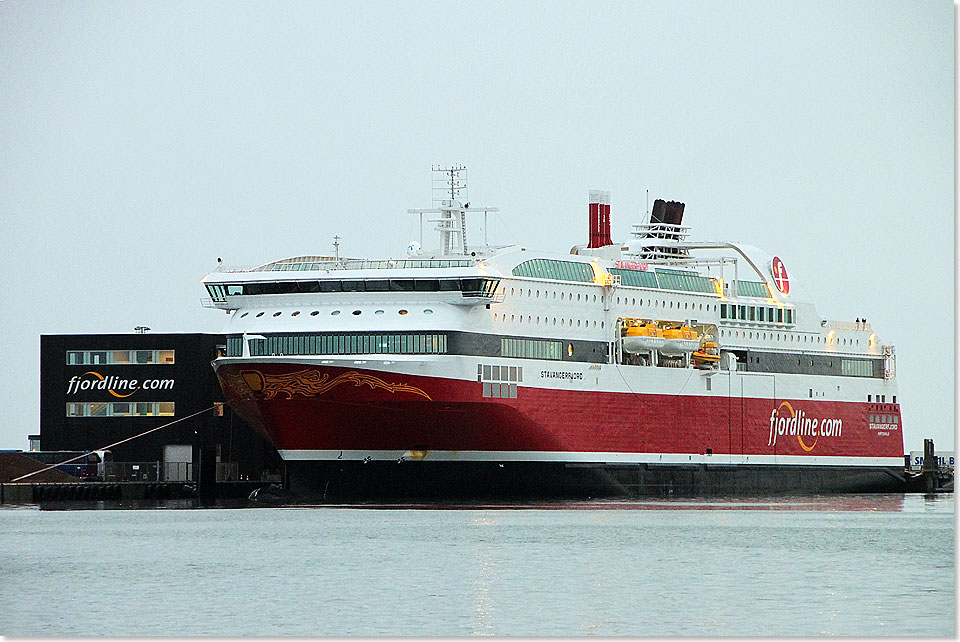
622 323 665 353
660 326 700 355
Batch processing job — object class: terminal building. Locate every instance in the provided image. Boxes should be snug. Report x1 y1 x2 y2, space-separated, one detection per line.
39 333 281 482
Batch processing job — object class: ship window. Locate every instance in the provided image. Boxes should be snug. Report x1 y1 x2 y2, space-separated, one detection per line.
512 258 595 283
291 311 300 316
375 310 384 315
310 311 319 316
352 310 361 315
240 312 249 318
256 312 264 317
273 312 282 317
424 309 434 315
331 310 340 316
568 343 574 357
399 309 408 315
414 280 440 291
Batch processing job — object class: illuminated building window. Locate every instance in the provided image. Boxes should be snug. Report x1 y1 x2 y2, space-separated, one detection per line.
66 402 175 417
66 350 175 365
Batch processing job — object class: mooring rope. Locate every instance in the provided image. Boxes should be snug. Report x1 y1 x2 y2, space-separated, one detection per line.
10 405 217 483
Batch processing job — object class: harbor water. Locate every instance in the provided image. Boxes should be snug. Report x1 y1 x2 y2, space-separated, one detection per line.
0 493 953 636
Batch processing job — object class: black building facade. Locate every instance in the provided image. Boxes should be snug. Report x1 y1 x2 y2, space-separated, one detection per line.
40 333 281 480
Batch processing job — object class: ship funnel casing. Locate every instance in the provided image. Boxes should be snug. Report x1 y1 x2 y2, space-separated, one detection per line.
587 189 613 248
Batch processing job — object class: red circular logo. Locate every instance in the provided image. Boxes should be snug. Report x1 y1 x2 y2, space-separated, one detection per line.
772 257 789 294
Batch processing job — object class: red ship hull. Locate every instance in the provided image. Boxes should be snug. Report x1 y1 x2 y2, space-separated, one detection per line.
216 361 905 497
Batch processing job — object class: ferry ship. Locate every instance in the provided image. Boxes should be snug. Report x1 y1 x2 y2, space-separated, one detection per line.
202 167 905 497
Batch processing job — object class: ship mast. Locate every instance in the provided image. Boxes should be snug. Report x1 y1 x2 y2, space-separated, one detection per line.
407 165 499 257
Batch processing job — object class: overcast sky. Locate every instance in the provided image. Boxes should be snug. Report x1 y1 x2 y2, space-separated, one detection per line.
0 0 953 452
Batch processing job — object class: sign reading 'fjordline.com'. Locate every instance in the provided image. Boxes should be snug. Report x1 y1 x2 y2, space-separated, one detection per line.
66 370 175 398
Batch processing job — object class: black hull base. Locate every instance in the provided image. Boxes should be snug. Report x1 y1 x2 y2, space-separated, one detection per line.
283 460 907 501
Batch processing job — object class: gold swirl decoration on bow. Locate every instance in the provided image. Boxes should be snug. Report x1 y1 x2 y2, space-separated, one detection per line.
239 369 432 401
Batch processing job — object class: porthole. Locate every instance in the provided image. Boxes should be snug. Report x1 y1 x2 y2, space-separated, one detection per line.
424 309 434 315
511 314 515 322
617 297 621 304
561 318 565 326
536 290 540 298
527 289 531 297
291 311 301 317
632 298 636 306
511 288 515 296
331 310 341 316
577 319 581 327
577 293 581 301
669 301 673 309
494 313 498 321
351 310 361 316
528 316 532 323
375 310 384 315
601 321 605 329
553 318 557 326
593 295 597 302
519 316 523 323
310 311 319 316
256 312 265 317
240 312 249 318
273 312 282 317
398 309 408 315
593 320 597 327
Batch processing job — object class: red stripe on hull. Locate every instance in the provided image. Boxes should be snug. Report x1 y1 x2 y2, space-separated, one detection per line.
216 362 904 459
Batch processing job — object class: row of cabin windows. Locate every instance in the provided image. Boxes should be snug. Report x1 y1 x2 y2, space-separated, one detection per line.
207 278 499 300
503 285 719 313
734 281 772 298
239 308 432 319
609 267 720 294
721 328 866 349
501 337 563 360
869 414 898 424
67 402 175 417
67 350 175 365
495 312 604 329
228 333 447 357
841 360 873 377
651 269 720 294
262 259 475 271
512 259 595 283
720 303 794 324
